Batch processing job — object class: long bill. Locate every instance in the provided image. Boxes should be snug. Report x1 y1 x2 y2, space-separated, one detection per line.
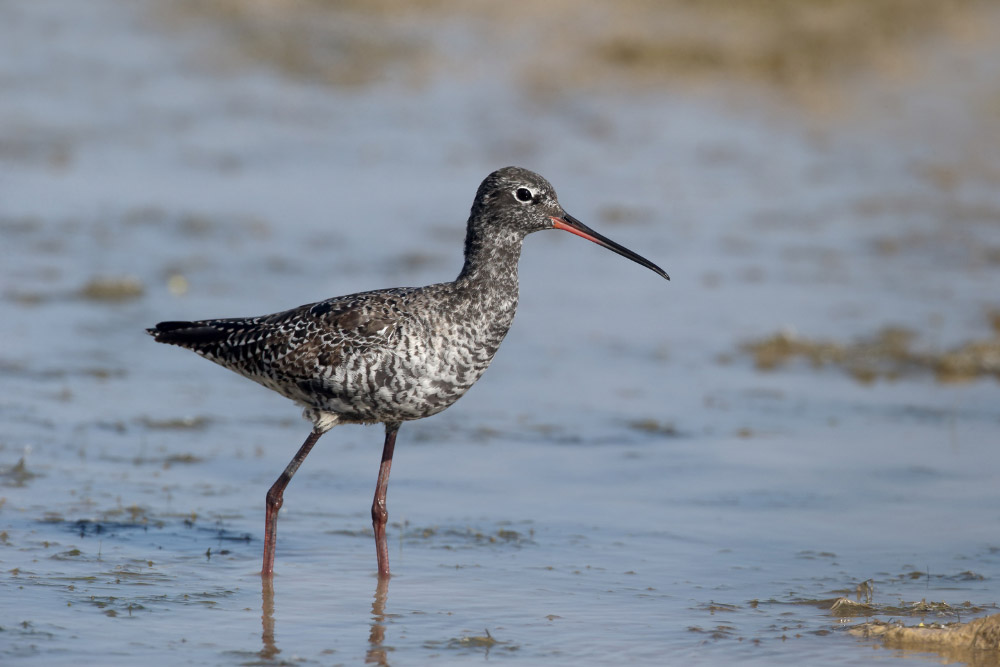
551 213 670 281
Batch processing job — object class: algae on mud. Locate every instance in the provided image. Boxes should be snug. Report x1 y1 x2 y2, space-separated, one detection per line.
743 320 1000 383
851 613 1000 663
166 0 998 105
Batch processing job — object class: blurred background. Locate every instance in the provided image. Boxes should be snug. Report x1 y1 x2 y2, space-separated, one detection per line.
2 1 1000 664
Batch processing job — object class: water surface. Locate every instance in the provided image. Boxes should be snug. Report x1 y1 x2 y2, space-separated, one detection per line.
2 1 1000 664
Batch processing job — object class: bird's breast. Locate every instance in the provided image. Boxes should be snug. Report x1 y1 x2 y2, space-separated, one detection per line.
299 303 515 423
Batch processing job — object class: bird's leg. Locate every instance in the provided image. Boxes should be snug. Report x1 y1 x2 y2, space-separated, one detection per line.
372 422 400 579
263 429 323 577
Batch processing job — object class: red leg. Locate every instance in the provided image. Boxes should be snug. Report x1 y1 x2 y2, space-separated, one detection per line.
371 422 400 579
263 429 323 577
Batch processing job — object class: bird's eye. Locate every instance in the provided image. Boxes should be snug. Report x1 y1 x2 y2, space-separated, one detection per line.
515 187 533 202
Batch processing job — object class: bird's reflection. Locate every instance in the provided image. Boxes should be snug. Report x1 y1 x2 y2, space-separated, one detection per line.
259 574 391 664
260 576 279 660
366 577 391 665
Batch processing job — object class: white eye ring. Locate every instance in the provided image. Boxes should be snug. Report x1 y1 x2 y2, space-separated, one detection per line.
514 187 534 203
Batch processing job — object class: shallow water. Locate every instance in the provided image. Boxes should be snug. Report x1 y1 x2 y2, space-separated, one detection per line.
2 1 1000 665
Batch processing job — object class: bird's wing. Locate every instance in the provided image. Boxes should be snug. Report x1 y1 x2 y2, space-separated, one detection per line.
148 288 420 381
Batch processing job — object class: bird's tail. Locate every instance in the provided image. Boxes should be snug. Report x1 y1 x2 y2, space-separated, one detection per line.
146 321 228 347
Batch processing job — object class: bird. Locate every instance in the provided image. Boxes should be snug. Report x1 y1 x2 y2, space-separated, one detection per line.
147 166 669 579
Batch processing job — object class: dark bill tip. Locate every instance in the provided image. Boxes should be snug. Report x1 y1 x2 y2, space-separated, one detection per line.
551 214 670 281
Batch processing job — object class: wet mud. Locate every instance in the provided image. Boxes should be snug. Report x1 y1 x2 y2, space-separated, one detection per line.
852 614 1000 665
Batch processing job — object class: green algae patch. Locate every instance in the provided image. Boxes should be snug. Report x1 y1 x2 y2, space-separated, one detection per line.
743 323 1000 383
77 276 145 302
627 419 679 437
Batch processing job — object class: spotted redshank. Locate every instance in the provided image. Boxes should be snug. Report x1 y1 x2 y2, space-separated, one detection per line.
148 166 668 578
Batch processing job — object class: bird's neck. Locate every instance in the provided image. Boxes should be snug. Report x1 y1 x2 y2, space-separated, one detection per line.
450 227 522 352
455 226 523 297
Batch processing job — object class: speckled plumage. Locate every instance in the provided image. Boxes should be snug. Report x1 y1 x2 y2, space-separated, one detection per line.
148 166 669 578
152 279 515 428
